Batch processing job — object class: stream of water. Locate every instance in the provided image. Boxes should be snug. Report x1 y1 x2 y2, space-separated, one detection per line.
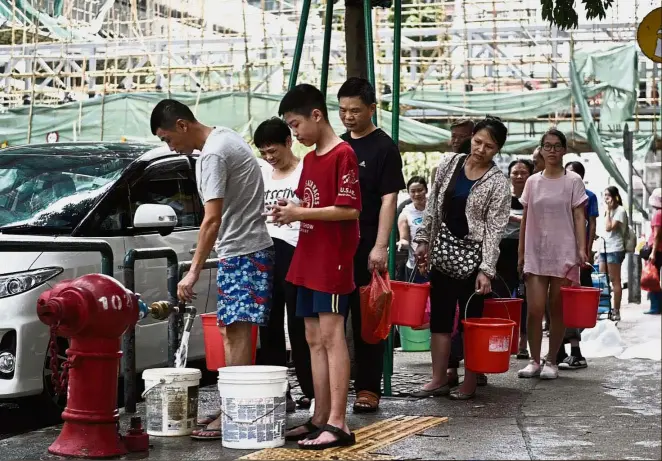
174 330 191 368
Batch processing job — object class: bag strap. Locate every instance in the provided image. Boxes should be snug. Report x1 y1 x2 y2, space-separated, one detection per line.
441 155 467 222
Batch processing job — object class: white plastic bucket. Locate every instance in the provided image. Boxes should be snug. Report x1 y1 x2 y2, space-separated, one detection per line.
217 365 288 449
142 368 202 437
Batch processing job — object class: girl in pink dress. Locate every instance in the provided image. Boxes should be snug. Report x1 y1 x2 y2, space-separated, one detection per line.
517 129 588 380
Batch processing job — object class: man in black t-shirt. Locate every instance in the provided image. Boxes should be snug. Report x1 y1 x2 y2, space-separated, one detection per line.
338 77 406 413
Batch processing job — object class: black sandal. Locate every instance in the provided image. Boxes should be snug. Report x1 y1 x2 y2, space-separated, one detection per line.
285 418 320 441
298 424 356 450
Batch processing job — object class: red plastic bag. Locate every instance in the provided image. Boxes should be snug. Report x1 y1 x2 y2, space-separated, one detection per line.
359 271 394 344
641 261 662 293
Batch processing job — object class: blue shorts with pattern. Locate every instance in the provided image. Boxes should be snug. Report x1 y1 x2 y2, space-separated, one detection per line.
217 247 274 326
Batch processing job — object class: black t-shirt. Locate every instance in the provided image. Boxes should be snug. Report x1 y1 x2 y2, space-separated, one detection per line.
444 167 476 238
341 128 406 236
510 196 523 211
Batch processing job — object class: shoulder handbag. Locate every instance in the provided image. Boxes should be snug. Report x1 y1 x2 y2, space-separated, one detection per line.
430 156 483 279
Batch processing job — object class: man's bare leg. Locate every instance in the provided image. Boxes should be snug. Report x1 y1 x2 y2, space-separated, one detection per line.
203 322 254 431
286 318 331 438
300 313 350 446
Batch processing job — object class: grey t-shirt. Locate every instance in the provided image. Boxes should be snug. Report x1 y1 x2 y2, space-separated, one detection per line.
195 127 272 259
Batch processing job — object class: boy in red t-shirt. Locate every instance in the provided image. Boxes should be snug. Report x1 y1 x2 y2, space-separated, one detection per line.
269 84 361 450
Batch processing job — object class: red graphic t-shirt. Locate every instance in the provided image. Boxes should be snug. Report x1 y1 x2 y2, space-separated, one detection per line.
286 142 362 295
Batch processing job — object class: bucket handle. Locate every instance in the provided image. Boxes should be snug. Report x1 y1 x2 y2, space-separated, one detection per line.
405 266 423 284
563 262 596 280
141 378 166 399
219 400 284 425
464 291 512 322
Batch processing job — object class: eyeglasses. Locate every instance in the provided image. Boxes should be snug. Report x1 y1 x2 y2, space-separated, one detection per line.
542 143 564 152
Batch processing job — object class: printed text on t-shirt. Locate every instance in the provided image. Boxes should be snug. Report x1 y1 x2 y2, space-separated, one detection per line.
302 180 320 208
264 187 297 204
339 169 359 199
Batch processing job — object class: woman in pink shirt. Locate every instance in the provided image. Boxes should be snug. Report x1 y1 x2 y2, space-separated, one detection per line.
517 129 588 380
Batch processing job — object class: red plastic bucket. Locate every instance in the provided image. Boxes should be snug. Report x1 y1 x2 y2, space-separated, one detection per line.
200 313 258 371
463 317 516 374
390 281 430 327
483 298 523 355
561 286 601 328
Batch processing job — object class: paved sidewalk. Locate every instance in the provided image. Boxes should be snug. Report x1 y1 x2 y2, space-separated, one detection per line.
1 302 660 460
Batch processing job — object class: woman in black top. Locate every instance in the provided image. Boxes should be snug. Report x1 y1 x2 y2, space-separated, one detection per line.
495 159 534 359
412 117 511 400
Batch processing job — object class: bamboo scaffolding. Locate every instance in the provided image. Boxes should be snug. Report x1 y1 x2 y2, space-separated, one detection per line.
0 0 656 128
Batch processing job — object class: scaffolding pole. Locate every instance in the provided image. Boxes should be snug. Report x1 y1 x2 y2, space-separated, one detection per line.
363 0 377 126
319 0 334 96
288 0 311 90
383 0 403 398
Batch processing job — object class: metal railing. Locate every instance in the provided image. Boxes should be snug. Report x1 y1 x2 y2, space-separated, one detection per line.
121 247 178 414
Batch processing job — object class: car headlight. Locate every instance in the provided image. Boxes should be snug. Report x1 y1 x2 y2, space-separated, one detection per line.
0 267 63 299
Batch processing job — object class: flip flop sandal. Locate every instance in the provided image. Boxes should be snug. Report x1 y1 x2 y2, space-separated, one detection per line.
285 418 320 441
298 424 356 451
190 426 222 440
196 414 220 427
517 350 530 360
449 390 475 401
353 390 380 414
296 397 312 410
410 384 450 398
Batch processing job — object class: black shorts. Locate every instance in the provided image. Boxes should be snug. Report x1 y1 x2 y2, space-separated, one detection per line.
296 287 350 318
429 269 484 334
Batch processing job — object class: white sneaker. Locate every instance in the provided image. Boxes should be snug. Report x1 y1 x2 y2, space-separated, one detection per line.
540 363 559 380
518 361 541 378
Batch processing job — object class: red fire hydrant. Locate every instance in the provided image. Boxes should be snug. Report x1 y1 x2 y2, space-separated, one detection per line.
37 274 138 458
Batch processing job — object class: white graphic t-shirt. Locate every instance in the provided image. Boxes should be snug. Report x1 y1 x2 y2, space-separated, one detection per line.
403 203 425 269
261 160 303 248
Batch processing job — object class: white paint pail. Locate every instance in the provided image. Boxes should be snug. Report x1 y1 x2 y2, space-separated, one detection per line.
142 368 202 437
217 365 288 449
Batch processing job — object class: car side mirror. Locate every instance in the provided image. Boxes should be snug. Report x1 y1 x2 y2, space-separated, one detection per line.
133 204 177 236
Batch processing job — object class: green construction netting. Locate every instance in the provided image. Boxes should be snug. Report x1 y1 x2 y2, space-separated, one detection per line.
569 44 648 218
382 44 639 127
0 91 452 152
0 89 653 160
383 84 607 120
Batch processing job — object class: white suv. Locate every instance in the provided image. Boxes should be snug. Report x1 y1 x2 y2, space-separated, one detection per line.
0 142 217 409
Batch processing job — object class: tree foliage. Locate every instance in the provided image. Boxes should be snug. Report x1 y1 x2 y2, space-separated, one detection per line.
541 0 614 30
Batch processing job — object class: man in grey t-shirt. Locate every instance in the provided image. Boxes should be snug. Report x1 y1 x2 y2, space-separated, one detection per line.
151 100 274 440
